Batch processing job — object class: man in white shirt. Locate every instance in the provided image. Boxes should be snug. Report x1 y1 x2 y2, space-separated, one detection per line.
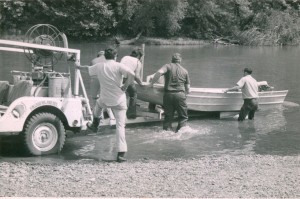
224 67 259 121
78 51 115 125
120 48 143 119
77 47 136 162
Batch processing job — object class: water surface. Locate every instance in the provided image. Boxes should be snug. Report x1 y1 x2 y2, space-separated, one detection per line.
0 43 299 160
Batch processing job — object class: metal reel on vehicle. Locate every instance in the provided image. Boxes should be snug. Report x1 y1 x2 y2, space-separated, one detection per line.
23 24 67 69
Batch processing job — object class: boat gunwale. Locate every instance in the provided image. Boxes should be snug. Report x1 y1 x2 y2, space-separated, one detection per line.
148 84 288 95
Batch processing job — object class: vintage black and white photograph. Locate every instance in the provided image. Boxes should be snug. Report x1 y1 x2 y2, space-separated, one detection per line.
0 0 300 198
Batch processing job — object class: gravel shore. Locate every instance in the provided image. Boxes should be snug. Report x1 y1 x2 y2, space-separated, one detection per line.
0 154 299 198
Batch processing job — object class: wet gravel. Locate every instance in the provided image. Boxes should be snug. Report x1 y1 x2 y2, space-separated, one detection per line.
0 154 299 198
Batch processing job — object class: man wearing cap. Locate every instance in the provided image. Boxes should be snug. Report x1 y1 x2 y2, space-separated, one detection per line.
224 67 259 121
120 47 143 119
149 53 191 132
91 51 105 65
89 50 106 106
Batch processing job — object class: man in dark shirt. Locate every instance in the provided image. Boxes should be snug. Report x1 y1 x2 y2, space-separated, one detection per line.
150 53 190 132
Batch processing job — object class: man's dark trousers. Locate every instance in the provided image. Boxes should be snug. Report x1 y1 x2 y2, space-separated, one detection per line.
238 98 258 121
126 83 137 119
163 91 188 131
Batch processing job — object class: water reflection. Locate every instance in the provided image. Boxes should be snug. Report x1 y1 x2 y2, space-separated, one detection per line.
253 105 300 156
237 121 257 153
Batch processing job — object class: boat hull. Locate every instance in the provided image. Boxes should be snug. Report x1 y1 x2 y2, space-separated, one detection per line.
136 84 288 112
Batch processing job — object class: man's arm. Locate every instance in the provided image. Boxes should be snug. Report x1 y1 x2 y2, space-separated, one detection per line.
134 76 144 86
149 71 163 86
224 77 244 93
149 66 167 86
119 64 135 91
135 62 142 80
75 63 92 74
185 84 190 94
121 72 135 91
75 63 90 69
224 85 240 93
185 73 191 94
134 62 144 86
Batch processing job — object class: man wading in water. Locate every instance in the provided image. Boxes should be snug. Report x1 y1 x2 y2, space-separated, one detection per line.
224 67 259 121
149 53 191 132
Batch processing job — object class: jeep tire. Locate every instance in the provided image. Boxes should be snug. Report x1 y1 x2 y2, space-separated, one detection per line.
23 112 66 155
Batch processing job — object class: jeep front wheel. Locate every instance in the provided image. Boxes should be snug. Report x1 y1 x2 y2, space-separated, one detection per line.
23 112 66 155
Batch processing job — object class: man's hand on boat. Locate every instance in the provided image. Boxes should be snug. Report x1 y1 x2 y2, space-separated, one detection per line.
140 82 151 87
224 86 240 93
224 88 234 93
134 76 148 87
135 82 151 87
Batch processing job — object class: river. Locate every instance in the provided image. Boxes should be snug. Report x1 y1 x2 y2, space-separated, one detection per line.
0 43 300 160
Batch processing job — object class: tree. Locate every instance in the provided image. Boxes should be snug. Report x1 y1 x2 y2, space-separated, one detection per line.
238 0 300 45
182 0 252 40
0 0 115 40
0 1 27 35
132 0 188 37
1 0 300 45
32 0 116 39
105 0 140 37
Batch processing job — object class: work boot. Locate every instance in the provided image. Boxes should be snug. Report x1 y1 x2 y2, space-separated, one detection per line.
117 152 127 163
87 117 100 132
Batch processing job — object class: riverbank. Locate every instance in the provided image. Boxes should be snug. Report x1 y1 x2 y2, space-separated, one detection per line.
135 37 210 45
0 154 299 197
2 33 295 46
0 34 213 46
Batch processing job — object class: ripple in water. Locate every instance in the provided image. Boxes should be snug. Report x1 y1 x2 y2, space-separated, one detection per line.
73 142 95 156
141 125 211 144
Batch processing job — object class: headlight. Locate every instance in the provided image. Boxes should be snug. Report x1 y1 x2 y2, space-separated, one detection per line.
11 104 25 118
12 109 20 118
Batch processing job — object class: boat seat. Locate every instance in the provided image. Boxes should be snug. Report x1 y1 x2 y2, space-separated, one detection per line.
0 81 9 116
0 81 9 106
0 80 33 117
0 104 7 116
4 80 33 106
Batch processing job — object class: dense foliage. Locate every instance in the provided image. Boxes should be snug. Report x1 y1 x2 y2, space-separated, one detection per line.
1 0 300 45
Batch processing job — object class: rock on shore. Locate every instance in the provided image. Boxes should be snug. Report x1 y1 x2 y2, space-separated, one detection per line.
0 154 299 197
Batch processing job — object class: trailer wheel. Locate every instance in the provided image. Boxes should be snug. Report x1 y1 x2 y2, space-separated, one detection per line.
23 112 66 155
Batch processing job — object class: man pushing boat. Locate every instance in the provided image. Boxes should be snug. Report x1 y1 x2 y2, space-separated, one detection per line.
224 67 259 121
76 46 144 162
120 47 143 119
149 53 191 132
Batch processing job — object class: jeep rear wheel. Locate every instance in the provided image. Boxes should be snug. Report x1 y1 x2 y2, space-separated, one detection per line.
23 112 66 155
